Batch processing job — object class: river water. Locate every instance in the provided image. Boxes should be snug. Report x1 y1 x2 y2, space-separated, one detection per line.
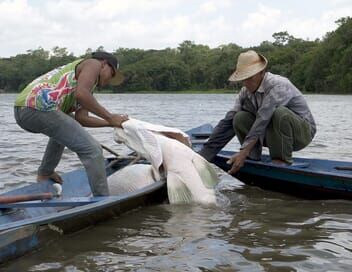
1 93 352 271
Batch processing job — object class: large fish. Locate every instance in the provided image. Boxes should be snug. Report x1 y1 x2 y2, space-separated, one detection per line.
108 164 157 195
112 119 219 204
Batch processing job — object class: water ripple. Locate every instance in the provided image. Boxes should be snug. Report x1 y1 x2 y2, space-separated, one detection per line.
1 94 352 271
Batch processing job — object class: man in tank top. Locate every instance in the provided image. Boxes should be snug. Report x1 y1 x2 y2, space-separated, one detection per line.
14 51 127 196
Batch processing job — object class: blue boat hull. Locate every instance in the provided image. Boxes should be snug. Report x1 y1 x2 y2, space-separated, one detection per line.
189 124 352 199
0 225 40 265
0 158 167 264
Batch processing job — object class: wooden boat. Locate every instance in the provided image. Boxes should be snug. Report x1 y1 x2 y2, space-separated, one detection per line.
0 125 204 264
0 157 167 264
189 124 352 200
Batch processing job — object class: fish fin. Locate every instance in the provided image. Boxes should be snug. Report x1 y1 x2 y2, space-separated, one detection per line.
192 154 219 189
167 172 193 204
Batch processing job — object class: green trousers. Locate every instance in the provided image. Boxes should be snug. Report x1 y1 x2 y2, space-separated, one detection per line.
233 106 312 163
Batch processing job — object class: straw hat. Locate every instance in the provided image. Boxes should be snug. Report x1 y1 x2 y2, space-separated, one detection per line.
228 50 268 82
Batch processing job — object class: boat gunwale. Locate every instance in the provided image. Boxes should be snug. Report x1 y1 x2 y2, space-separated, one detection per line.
217 152 352 181
0 180 165 232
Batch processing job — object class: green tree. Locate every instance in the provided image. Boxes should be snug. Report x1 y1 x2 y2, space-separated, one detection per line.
272 31 294 46
304 17 352 93
0 18 351 94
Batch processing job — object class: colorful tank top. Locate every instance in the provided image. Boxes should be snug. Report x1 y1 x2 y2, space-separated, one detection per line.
14 59 94 113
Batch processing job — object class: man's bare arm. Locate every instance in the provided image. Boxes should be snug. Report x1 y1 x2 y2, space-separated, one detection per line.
75 59 127 127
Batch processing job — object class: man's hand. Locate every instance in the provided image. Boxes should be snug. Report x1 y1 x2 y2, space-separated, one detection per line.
227 151 247 175
108 114 129 128
227 138 258 174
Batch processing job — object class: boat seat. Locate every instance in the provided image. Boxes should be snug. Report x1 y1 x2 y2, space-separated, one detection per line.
192 133 210 139
192 139 208 144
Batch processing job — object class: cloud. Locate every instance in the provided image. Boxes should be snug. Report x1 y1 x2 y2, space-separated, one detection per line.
199 1 217 13
242 4 281 30
237 2 351 46
238 4 282 46
0 0 351 57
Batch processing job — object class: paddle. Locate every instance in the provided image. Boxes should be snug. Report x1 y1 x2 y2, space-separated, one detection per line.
0 193 53 204
101 143 140 169
101 144 120 158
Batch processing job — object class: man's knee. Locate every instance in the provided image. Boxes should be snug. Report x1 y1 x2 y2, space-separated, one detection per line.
233 111 254 131
272 106 290 122
270 107 293 133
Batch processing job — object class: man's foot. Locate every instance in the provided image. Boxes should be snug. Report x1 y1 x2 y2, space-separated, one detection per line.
37 172 63 184
271 159 291 166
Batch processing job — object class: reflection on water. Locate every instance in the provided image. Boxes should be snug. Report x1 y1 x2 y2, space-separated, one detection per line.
1 94 352 271
5 195 352 271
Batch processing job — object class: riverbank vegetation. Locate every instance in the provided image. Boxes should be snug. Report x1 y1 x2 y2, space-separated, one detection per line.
0 17 350 94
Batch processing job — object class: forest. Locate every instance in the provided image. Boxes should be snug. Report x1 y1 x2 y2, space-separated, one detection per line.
0 17 351 94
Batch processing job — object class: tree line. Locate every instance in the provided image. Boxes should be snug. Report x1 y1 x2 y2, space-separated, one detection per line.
0 17 351 94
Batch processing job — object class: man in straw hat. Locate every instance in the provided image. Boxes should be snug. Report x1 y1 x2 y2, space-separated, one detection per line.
14 51 128 196
199 50 316 174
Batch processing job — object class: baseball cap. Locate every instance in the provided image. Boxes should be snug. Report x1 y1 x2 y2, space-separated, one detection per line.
91 51 124 85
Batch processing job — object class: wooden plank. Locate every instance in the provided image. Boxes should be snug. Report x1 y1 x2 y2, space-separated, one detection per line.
0 197 107 209
0 193 53 204
335 166 352 171
191 139 209 144
192 133 210 139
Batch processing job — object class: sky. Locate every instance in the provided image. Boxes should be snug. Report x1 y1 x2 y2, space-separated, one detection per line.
0 0 351 57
